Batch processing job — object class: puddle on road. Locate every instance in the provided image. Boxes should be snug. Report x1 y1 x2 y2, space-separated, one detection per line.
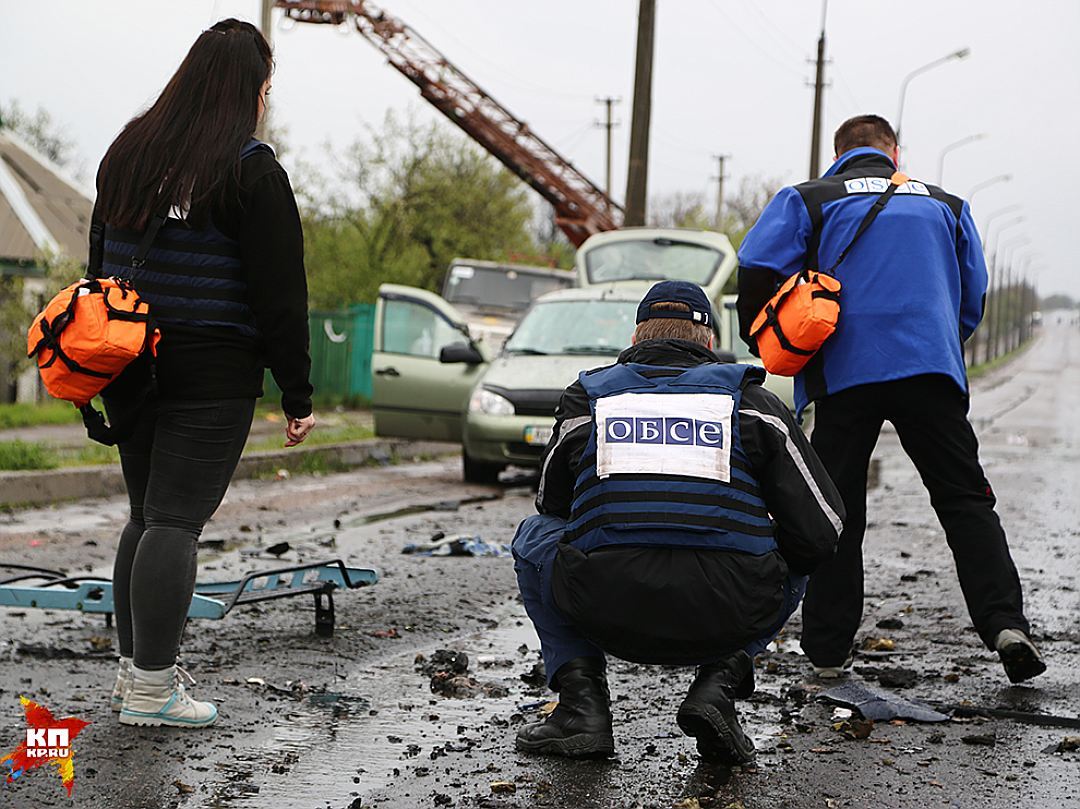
202 603 539 808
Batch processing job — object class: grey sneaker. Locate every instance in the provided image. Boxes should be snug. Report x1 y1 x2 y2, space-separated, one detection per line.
110 657 132 712
994 629 1046 684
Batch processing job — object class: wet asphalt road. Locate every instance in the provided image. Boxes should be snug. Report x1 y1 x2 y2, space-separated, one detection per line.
1 318 1078 809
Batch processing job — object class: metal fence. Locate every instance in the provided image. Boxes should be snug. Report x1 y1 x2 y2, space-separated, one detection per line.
264 305 376 406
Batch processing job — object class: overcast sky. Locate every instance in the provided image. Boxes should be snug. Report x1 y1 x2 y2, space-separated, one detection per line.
4 1 1078 296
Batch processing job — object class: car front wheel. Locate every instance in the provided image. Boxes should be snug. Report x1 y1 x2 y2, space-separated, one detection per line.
462 451 504 484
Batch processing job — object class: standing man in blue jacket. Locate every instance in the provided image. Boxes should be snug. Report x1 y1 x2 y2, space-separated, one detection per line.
736 115 1045 684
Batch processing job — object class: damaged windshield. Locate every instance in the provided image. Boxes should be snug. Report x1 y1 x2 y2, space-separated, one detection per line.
584 238 725 286
504 299 637 357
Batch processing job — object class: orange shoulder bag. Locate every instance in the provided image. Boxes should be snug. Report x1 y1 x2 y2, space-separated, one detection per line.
27 215 165 444
750 171 909 376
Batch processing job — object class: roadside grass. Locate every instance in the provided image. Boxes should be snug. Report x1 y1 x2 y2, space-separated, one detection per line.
250 454 354 479
1 421 374 470
968 339 1034 380
0 439 120 471
0 401 80 430
0 441 59 470
245 422 374 452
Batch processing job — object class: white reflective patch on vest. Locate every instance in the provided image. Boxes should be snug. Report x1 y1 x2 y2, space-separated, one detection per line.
595 393 734 482
843 177 930 196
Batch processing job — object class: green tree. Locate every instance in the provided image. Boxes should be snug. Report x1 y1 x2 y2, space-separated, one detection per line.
0 100 80 173
0 255 82 400
1040 293 1077 311
300 114 538 308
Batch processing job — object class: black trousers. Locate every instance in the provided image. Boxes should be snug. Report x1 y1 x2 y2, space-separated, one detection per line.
801 374 1029 666
104 396 254 669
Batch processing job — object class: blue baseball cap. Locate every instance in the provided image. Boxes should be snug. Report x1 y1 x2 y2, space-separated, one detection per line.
636 280 712 327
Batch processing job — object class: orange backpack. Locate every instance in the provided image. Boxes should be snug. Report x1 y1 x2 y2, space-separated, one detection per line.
750 171 909 376
27 277 160 408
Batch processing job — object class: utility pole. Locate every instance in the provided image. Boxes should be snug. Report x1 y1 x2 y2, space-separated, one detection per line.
712 154 730 230
624 0 655 226
594 96 620 199
808 0 828 179
256 0 273 141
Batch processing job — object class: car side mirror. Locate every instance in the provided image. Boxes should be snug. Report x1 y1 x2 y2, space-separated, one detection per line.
440 342 484 365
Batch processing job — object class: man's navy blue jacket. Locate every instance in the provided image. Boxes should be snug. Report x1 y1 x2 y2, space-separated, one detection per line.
736 146 987 416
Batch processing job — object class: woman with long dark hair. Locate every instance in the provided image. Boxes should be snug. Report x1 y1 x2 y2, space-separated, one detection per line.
88 19 315 728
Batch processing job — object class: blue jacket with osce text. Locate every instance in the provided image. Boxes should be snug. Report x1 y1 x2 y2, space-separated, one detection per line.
736 146 987 416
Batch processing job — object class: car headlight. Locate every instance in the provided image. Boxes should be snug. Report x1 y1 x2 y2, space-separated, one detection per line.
469 387 515 416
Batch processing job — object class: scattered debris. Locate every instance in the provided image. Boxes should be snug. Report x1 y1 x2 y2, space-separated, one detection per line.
941 704 1080 730
490 781 516 795
12 643 112 660
862 637 896 652
371 628 400 639
833 717 875 740
875 667 918 689
416 649 508 699
876 617 905 630
820 681 948 723
401 534 511 557
431 672 509 699
520 660 546 688
88 635 112 652
416 650 470 677
961 733 997 747
1044 736 1080 754
266 541 291 557
172 779 194 795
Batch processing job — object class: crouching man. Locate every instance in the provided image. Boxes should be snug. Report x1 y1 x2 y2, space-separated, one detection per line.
512 281 845 764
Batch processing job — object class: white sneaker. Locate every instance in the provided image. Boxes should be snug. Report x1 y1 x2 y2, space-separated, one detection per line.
120 665 218 728
111 657 132 712
812 652 854 679
994 629 1047 684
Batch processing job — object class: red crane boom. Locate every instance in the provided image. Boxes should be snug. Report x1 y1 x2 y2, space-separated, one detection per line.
275 0 622 246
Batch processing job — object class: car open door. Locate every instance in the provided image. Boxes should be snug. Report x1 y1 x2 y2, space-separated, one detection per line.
372 284 489 442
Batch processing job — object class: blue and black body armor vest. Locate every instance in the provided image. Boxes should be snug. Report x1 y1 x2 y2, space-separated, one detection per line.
566 361 777 556
100 139 272 337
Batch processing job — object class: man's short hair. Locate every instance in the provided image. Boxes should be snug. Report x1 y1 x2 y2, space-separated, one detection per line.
834 115 897 156
633 301 713 346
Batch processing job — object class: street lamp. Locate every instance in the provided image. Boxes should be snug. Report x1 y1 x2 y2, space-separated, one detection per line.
987 236 1029 361
967 174 1012 206
986 215 1025 258
981 204 1022 237
979 218 1024 363
937 133 986 185
1006 246 1035 351
896 47 971 144
1000 235 1031 269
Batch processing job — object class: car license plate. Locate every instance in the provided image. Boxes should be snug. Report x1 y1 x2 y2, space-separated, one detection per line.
523 425 553 446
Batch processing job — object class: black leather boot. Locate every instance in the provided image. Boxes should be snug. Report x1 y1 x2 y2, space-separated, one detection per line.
676 651 756 765
515 657 615 758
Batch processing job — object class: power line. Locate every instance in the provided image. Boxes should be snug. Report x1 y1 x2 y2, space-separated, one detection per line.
703 0 805 78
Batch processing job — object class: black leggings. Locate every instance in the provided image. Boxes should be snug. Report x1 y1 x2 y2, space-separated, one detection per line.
105 397 254 670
